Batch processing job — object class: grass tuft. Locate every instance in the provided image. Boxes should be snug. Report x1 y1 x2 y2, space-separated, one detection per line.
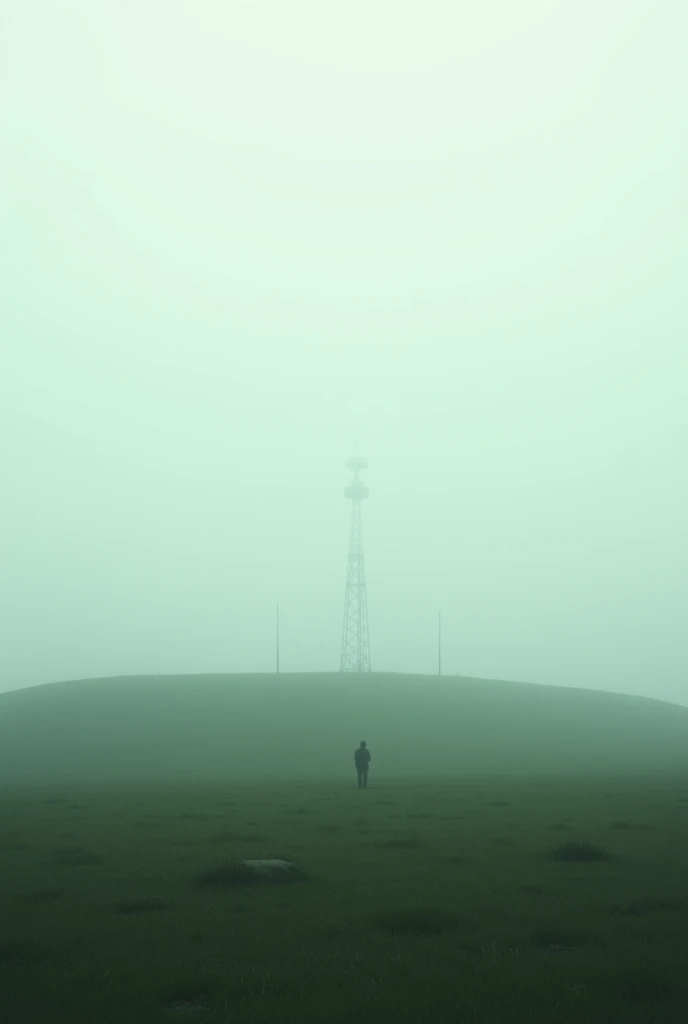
51 846 102 866
377 837 422 848
209 832 267 844
196 861 258 887
373 906 460 936
110 896 167 914
611 898 685 917
532 925 588 951
548 839 613 862
159 979 211 1015
606 969 680 1005
377 829 422 849
0 939 42 963
24 889 63 903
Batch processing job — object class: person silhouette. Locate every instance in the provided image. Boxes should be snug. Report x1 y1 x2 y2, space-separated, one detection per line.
354 740 371 789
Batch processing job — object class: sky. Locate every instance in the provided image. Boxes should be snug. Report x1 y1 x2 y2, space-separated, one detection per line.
2 1 686 703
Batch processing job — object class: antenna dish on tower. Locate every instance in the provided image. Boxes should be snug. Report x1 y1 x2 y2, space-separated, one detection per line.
344 456 369 500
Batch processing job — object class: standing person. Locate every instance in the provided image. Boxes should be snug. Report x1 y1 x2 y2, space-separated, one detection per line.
354 740 371 789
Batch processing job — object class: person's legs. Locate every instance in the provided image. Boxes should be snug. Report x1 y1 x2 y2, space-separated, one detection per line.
357 768 363 788
363 768 368 788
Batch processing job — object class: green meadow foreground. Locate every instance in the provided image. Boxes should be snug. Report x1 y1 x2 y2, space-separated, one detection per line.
3 775 688 1024
3 675 688 1021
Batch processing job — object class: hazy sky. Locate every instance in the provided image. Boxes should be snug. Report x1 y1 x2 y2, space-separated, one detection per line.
2 1 686 703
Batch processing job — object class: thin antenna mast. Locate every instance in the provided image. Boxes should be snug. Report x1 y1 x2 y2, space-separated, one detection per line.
438 610 442 676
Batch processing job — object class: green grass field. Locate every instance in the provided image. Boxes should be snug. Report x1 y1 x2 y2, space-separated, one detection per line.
3 674 688 1021
3 773 688 1023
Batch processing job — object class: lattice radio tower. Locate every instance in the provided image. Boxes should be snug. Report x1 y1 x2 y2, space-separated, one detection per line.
340 457 371 672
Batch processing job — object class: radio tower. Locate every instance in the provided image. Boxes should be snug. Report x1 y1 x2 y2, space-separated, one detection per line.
340 457 371 672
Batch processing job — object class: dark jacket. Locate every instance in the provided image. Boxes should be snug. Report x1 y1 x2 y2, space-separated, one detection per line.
354 747 371 769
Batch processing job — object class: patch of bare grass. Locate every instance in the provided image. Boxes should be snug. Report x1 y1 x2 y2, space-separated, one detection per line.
548 839 613 863
373 906 460 936
51 846 102 866
110 896 167 914
209 832 267 844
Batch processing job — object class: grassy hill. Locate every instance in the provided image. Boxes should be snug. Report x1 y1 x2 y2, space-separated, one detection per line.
1 672 688 784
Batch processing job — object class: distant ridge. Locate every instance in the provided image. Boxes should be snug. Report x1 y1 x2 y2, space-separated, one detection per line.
1 673 687 784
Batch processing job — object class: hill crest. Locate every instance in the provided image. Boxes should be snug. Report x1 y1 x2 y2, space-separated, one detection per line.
1 672 687 784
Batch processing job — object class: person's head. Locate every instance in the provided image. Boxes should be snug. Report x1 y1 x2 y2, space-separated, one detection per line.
360 741 367 748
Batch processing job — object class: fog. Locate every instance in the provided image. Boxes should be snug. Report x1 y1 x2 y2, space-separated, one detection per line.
2 2 686 703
